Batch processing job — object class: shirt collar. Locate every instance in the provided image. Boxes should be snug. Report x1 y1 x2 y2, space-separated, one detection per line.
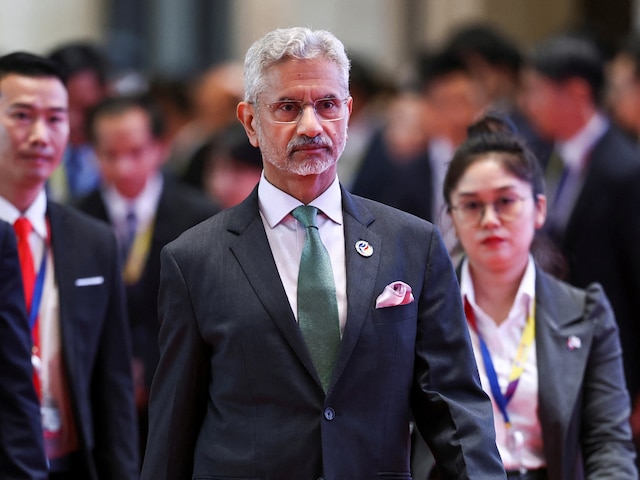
258 173 343 228
557 112 608 172
102 172 164 223
460 255 536 327
0 189 48 240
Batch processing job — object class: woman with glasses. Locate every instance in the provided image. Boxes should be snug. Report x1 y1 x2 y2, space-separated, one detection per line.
440 113 636 479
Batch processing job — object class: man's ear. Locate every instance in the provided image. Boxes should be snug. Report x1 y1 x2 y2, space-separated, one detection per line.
237 102 260 148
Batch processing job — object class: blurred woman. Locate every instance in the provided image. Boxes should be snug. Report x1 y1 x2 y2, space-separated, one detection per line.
441 114 636 479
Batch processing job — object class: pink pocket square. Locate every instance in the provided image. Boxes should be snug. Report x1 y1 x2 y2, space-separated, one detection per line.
375 281 415 309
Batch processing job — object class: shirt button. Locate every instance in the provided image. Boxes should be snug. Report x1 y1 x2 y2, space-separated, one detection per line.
323 407 335 421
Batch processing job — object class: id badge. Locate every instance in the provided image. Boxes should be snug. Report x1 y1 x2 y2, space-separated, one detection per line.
41 402 62 433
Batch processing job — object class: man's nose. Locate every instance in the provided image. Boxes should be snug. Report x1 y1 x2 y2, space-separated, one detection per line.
296 104 323 137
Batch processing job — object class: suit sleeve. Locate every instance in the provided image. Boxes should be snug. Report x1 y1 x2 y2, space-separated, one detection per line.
0 223 48 480
140 244 209 480
580 283 637 478
410 230 506 478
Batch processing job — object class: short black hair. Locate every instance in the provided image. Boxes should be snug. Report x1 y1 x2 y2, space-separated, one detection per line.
86 95 165 144
49 42 110 85
0 51 67 86
416 47 470 91
447 23 523 74
528 34 604 103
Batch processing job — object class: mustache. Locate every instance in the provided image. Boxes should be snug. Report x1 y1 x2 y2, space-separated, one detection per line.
288 136 332 150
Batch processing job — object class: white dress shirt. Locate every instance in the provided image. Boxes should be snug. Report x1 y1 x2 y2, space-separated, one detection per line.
258 173 348 335
460 256 545 471
0 189 79 458
102 172 164 249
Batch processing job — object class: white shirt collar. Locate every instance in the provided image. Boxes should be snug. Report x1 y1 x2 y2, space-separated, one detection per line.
460 255 536 327
557 112 608 173
258 173 343 228
102 172 164 225
0 189 48 240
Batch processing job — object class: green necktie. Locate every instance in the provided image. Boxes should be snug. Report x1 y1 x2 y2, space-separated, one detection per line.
292 205 341 392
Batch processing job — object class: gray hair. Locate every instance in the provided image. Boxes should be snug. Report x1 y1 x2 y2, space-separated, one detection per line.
243 27 350 103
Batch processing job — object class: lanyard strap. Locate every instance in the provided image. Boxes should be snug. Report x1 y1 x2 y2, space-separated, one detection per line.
28 249 47 329
464 297 536 426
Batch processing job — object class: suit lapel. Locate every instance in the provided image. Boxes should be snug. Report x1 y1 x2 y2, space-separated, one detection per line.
328 190 380 391
227 189 318 380
535 270 592 462
46 203 80 389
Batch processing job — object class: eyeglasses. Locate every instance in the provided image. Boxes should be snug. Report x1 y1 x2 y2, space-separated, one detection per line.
259 97 350 124
450 195 527 224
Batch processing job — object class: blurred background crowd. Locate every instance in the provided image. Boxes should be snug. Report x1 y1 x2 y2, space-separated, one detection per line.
4 0 640 474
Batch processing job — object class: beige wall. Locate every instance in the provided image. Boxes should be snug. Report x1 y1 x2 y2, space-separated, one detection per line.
419 0 580 49
230 0 407 75
0 0 106 55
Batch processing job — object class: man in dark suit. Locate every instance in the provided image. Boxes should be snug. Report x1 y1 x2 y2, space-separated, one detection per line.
141 27 505 479
0 52 138 478
77 94 218 457
0 219 48 479
520 33 640 449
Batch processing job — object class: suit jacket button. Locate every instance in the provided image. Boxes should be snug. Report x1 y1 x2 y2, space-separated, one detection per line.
323 407 336 421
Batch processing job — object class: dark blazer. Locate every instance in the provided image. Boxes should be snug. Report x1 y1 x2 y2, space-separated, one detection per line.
546 125 640 400
534 268 636 479
350 129 435 222
47 202 138 479
0 220 48 479
141 187 506 479
76 175 218 391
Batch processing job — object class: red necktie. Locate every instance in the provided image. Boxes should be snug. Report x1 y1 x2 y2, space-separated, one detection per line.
13 217 36 311
13 217 41 397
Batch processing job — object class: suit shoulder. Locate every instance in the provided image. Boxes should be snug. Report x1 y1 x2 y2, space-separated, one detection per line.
163 206 234 255
537 269 610 320
48 202 114 243
161 179 219 218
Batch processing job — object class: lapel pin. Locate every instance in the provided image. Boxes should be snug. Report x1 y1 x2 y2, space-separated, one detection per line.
566 335 581 350
355 240 373 257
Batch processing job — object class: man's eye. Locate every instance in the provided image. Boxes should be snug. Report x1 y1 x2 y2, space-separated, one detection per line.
278 102 299 113
316 99 338 111
496 196 517 207
11 111 30 121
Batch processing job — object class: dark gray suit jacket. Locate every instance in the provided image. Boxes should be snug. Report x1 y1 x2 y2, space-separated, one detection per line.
545 125 640 400
141 187 506 479
48 202 139 479
535 269 636 479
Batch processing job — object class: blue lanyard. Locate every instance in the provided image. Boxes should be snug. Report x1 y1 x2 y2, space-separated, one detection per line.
464 298 535 427
28 249 47 330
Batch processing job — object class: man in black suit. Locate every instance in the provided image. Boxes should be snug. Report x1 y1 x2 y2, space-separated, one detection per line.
520 33 640 445
141 27 505 479
0 219 48 479
0 52 138 479
77 94 218 457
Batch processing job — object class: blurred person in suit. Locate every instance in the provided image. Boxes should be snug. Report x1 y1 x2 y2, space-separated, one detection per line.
141 26 506 480
47 42 111 204
202 122 263 209
520 33 640 448
439 112 636 479
0 51 137 479
170 62 245 188
445 22 551 163
606 32 640 143
76 94 218 459
0 219 48 480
